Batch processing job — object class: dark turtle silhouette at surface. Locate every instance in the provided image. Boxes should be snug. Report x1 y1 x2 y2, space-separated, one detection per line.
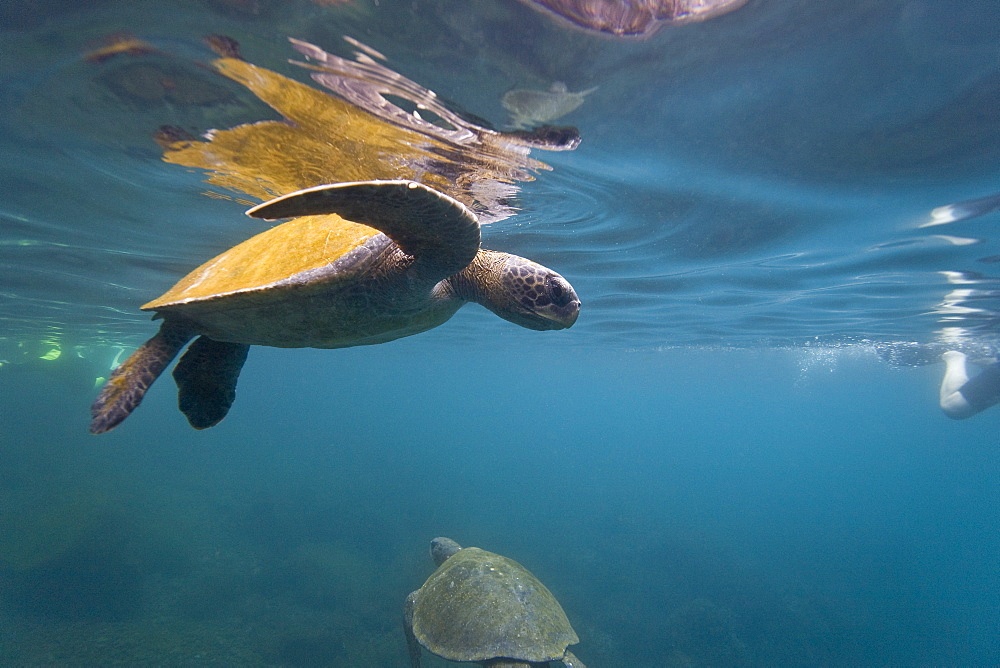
518 0 749 37
404 537 587 668
89 181 580 433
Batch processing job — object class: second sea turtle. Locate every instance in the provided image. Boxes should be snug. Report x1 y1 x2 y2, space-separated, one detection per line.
404 537 587 667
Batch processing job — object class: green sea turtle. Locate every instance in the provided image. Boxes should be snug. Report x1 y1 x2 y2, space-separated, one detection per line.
404 537 587 668
90 180 580 434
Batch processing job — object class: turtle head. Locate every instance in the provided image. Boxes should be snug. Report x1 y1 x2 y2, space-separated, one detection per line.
453 250 580 331
430 537 463 566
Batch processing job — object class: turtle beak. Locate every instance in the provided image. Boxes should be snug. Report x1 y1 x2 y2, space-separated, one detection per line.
532 296 580 330
535 274 580 330
558 299 581 328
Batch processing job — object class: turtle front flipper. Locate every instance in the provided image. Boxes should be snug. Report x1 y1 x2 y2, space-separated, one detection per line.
403 591 423 668
90 319 195 434
172 337 250 429
246 180 481 278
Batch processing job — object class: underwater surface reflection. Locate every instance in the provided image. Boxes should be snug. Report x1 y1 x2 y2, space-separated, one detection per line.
3 0 1000 355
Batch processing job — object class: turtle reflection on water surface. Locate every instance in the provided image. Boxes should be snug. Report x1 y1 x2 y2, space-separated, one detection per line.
518 0 750 37
89 181 580 434
405 537 587 668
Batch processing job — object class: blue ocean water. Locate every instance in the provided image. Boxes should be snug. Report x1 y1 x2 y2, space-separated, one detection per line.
2 0 999 665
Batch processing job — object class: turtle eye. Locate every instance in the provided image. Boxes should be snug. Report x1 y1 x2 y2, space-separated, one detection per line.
546 276 571 307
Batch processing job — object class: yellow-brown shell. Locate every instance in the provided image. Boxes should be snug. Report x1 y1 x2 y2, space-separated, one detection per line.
412 547 579 663
143 213 379 310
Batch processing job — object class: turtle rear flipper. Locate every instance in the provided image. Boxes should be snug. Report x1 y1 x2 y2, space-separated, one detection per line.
172 337 250 429
90 320 195 434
